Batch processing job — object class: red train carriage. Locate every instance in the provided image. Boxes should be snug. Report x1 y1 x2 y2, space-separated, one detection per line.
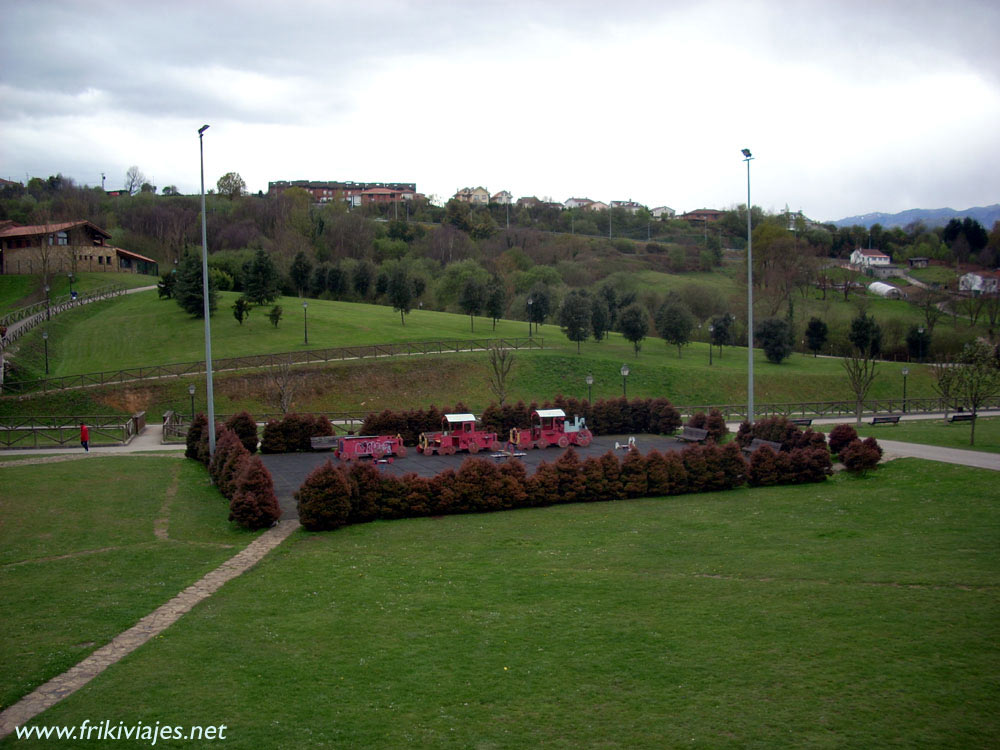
333 434 406 461
508 408 592 450
417 413 501 456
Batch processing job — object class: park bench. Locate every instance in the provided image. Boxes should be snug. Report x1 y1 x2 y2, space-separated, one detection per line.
309 435 339 450
870 415 900 426
789 418 813 427
743 438 783 456
677 426 709 443
948 413 974 423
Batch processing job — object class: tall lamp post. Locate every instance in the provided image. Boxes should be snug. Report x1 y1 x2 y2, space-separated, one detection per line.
901 367 909 414
302 301 309 345
198 124 217 456
742 148 755 423
620 364 630 399
917 326 925 363
188 383 196 422
586 373 594 403
526 298 533 337
708 323 714 366
45 285 51 321
42 330 49 375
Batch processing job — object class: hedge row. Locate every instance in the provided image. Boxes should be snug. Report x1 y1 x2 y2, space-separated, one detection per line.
361 396 683 445
295 440 835 532
186 415 281 530
260 413 335 453
735 416 829 452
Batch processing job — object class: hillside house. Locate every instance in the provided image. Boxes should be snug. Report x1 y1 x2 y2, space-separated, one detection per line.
586 201 609 211
907 257 930 269
491 190 513 205
453 187 490 204
564 197 594 209
610 200 644 214
849 248 891 268
0 220 158 276
959 271 1000 295
679 209 725 222
651 206 676 219
268 180 417 205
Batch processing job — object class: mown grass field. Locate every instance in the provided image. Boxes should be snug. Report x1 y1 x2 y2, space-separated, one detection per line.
4 289 947 421
0 457 259 710
0 272 157 314
4 458 997 748
854 416 1000 452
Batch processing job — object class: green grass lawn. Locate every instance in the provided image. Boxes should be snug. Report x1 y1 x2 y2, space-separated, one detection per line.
6 459 997 748
0 273 157 316
854 416 1000 453
908 265 957 287
0 457 259 710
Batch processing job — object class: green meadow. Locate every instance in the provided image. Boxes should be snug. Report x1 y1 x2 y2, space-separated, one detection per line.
3 458 997 748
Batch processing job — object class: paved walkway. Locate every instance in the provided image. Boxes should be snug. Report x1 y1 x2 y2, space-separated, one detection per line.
0 519 300 739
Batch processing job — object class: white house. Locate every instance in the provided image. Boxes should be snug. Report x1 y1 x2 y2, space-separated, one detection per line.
850 248 891 268
959 271 1000 295
491 190 513 205
564 197 594 209
586 201 609 211
651 206 676 219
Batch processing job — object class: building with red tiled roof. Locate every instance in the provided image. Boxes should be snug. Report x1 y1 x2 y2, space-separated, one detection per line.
0 221 158 276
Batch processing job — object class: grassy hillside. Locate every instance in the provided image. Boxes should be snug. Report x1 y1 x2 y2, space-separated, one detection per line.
11 459 998 748
0 272 157 315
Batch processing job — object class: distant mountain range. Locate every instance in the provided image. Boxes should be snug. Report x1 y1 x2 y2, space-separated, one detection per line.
830 204 1000 230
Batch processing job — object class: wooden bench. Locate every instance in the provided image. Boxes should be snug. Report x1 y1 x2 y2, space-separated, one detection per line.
743 438 783 456
789 418 813 427
677 426 709 443
309 435 339 450
948 413 974 423
870 415 900 426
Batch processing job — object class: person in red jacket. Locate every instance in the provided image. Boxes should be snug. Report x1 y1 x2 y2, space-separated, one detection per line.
80 423 89 452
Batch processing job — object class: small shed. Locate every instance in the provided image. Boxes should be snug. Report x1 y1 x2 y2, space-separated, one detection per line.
867 281 904 299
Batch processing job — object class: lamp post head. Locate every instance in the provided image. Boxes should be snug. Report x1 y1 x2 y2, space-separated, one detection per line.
44 285 50 293
585 374 594 386
620 364 630 378
709 324 714 333
303 301 308 309
918 326 924 335
188 384 196 396
902 367 909 377
42 331 48 340
741 148 752 159
198 124 210 135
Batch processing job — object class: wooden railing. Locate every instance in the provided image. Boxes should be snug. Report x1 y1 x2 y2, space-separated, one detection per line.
0 412 145 449
0 284 127 348
1 337 544 395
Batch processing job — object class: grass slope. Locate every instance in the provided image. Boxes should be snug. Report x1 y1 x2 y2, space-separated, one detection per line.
0 457 259 709
9 459 998 748
0 273 157 315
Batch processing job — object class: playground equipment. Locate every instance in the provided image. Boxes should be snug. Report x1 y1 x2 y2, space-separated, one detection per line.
417 413 501 456
508 409 593 450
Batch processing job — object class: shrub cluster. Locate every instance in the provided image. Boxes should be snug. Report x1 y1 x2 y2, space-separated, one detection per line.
224 411 259 454
839 437 883 475
185 418 281 530
735 417 828 452
827 423 859 455
260 413 335 453
686 409 729 443
362 396 682 444
747 445 832 487
295 443 760 532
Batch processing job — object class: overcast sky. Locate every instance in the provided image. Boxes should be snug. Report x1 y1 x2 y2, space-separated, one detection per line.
2 0 998 222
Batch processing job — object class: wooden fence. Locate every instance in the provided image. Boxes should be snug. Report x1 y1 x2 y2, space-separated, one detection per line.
0 411 146 449
1 337 543 395
0 284 127 348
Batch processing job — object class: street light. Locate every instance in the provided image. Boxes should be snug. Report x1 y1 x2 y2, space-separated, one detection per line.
198 123 217 456
620 364 630 399
526 298 533 337
917 326 925 363
708 323 715 366
44 284 51 321
188 383 196 422
42 330 49 375
302 301 309 345
742 147 755 423
901 367 909 414
586 373 594 403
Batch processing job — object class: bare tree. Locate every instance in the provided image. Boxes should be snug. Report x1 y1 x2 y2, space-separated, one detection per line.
124 166 147 196
487 342 515 405
842 353 878 425
953 339 1000 446
911 287 947 332
267 360 299 414
930 360 960 420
